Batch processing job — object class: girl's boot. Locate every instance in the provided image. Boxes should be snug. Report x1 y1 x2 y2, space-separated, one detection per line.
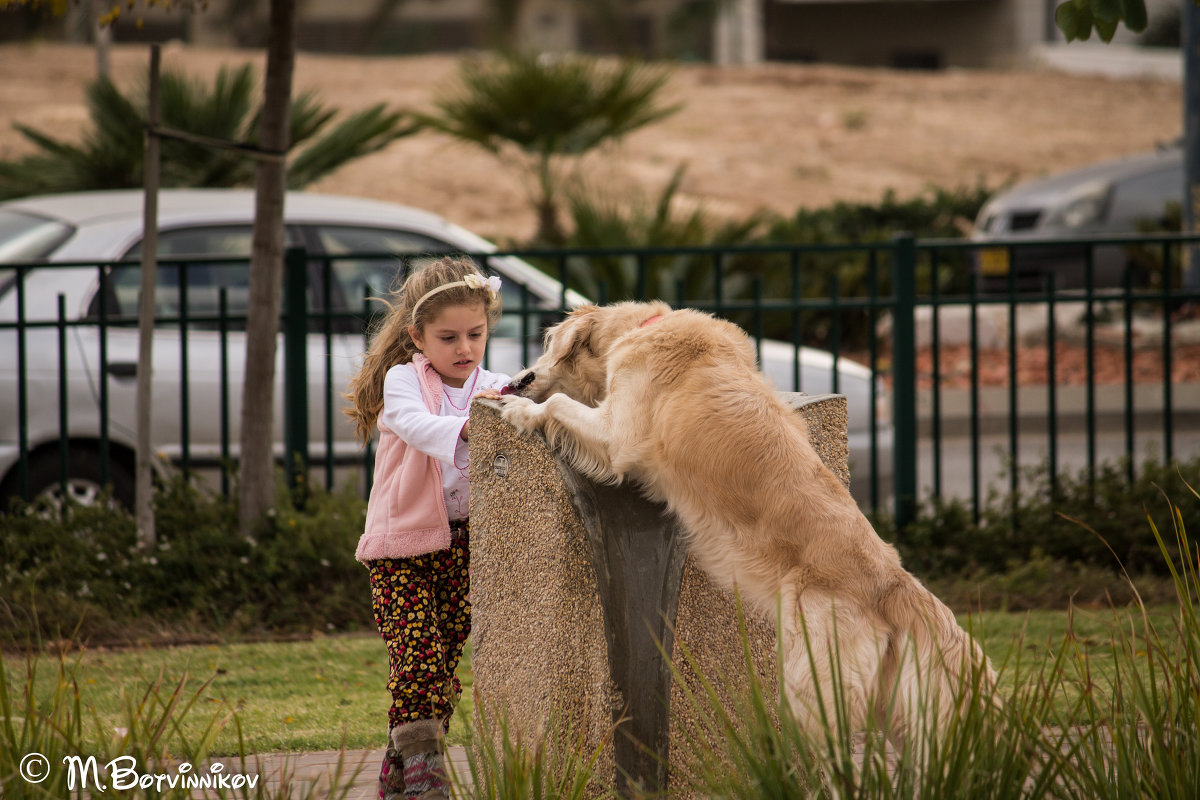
378 731 406 800
394 719 450 800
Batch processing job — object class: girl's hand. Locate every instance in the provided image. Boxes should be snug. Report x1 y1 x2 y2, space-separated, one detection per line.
460 420 469 442
476 388 503 400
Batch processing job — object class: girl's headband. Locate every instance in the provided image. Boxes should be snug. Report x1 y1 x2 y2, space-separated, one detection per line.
411 273 502 324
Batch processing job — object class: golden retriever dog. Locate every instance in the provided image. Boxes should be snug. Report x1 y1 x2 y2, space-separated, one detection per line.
498 301 997 747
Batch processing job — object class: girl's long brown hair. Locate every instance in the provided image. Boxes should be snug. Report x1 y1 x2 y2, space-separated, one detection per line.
343 255 502 445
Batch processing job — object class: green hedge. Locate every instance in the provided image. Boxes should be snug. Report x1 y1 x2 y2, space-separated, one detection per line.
543 182 995 350
886 455 1200 580
3 454 1195 646
0 476 370 647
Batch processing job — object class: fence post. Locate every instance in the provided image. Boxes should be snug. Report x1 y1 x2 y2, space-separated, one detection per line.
891 233 918 530
282 246 309 503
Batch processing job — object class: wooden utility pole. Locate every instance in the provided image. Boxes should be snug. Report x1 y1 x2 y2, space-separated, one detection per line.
1186 0 1200 299
135 44 162 547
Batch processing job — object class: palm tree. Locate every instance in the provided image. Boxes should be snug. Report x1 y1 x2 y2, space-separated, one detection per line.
561 164 769 302
0 62 416 200
414 50 681 244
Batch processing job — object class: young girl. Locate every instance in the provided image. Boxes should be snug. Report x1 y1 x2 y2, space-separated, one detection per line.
344 256 510 800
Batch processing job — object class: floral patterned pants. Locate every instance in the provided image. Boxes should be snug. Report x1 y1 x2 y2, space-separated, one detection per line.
367 524 471 731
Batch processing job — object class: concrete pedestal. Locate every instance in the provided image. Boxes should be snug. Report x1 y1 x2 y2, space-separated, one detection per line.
469 393 850 795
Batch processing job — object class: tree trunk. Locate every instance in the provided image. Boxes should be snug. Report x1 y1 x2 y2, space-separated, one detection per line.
535 154 564 245
93 0 111 79
238 0 297 536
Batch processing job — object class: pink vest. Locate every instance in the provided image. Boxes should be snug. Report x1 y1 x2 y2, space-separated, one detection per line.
354 354 453 562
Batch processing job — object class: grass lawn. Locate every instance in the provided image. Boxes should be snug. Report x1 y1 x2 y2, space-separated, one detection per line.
9 634 473 756
970 603 1181 703
6 603 1181 757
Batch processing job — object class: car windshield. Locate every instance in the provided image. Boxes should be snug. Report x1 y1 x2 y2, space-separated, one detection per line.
0 209 74 298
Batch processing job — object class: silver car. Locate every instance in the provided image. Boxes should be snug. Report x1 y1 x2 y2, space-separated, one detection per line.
0 189 891 508
971 143 1182 293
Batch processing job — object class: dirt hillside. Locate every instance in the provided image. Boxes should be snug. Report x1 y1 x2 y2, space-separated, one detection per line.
0 41 1183 243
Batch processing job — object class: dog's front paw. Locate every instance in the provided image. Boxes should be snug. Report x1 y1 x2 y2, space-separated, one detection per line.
499 395 545 433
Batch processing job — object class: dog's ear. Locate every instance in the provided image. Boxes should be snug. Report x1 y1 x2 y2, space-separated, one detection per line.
551 308 599 365
566 305 600 320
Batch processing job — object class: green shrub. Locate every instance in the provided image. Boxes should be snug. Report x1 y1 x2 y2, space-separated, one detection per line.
520 182 996 350
6 451 1193 643
926 551 1179 612
547 164 770 302
726 183 994 349
888 455 1200 590
0 474 370 648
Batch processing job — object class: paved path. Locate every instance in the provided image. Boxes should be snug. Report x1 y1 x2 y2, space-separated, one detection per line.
214 746 470 799
231 738 904 797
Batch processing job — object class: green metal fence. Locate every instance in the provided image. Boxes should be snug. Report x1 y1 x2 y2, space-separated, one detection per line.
3 233 1198 528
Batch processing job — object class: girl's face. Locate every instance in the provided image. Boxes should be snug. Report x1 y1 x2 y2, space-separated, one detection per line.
409 301 489 388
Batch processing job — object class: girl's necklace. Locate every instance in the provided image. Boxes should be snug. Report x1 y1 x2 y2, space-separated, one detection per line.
443 369 479 411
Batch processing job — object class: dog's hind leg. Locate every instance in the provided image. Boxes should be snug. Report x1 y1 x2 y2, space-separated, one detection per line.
500 393 621 483
876 581 998 752
779 584 885 746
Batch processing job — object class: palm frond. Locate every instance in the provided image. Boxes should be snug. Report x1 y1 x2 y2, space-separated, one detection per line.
84 77 144 159
159 65 259 187
12 123 86 161
286 90 338 149
0 62 405 198
287 104 418 189
420 51 680 157
0 150 75 199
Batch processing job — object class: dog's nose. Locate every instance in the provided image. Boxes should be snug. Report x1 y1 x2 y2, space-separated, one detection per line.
502 371 535 396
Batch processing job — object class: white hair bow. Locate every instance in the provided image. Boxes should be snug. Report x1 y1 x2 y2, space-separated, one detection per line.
462 273 502 298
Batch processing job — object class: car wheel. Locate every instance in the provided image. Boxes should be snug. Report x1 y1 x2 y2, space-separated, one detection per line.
2 448 136 511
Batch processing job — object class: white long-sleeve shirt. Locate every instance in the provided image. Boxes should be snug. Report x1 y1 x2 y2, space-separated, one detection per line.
380 362 510 520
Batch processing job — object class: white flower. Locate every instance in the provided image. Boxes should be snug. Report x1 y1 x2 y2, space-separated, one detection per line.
462 273 502 298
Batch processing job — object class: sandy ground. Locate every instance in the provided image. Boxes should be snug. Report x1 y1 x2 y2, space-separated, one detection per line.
0 41 1184 244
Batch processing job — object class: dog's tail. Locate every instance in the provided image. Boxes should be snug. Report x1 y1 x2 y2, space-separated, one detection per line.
881 577 998 741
